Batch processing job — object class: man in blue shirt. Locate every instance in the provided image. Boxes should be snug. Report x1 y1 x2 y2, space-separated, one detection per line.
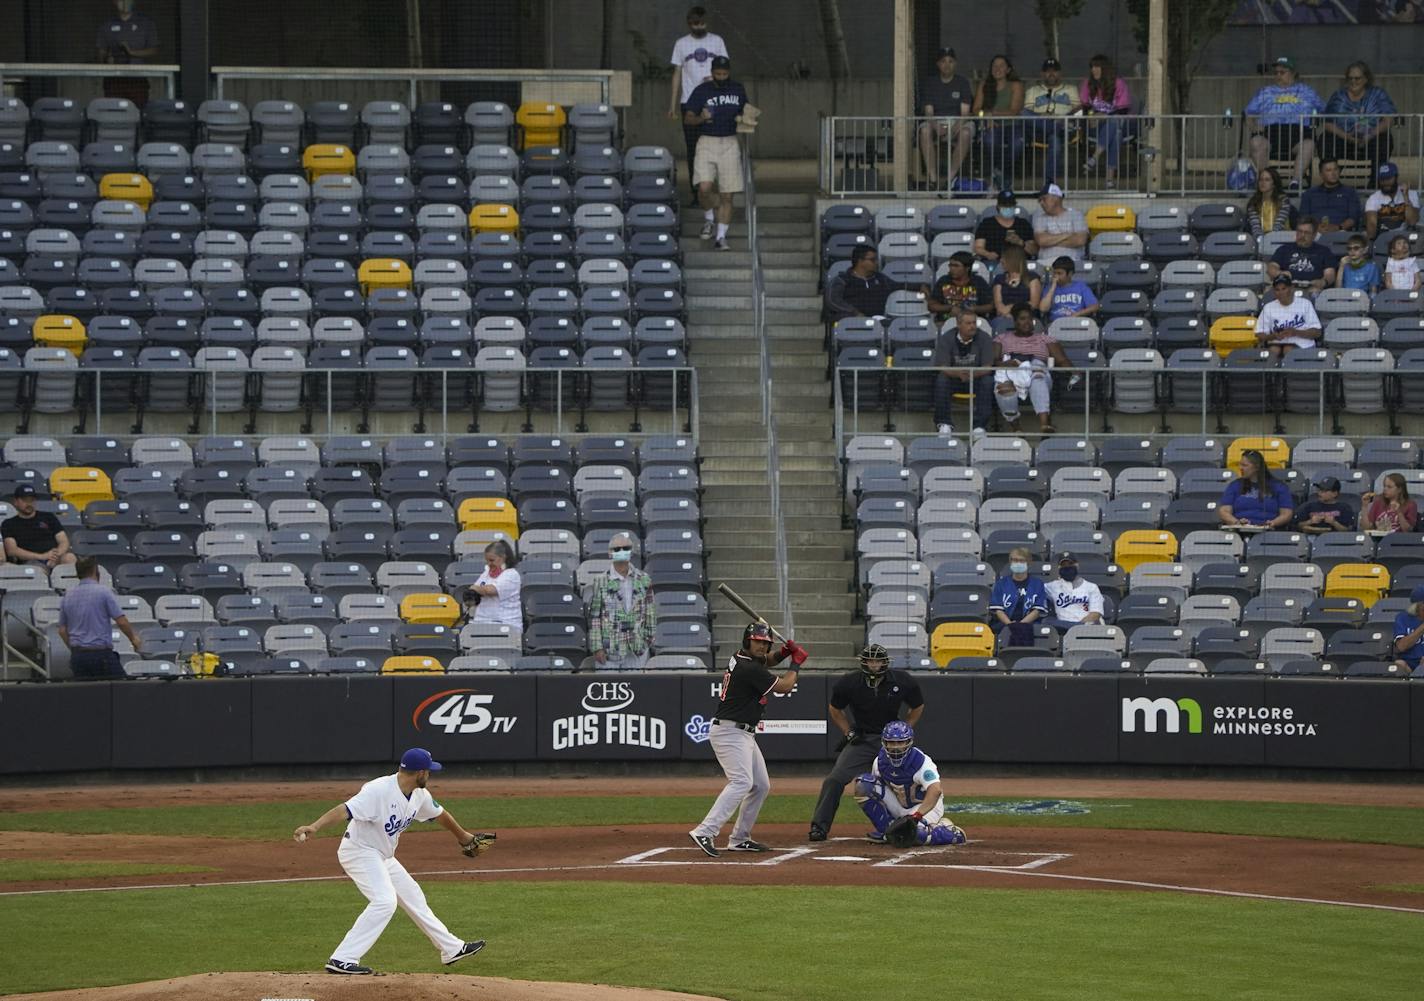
1298 159 1361 233
58 555 143 678
684 55 749 251
1267 216 1337 291
1040 255 1099 322
1392 585 1424 674
990 547 1049 647
1245 56 1324 190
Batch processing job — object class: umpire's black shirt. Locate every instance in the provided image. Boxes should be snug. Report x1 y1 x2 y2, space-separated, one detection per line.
830 669 924 734
715 652 778 726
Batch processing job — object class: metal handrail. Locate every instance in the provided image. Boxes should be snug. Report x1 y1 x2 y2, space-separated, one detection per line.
0 63 179 100
1 600 50 681
741 136 795 638
212 66 622 106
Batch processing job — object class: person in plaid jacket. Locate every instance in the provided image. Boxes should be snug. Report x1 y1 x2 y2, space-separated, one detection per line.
587 533 657 669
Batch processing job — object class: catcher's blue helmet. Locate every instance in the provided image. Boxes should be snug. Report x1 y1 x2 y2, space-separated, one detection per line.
881 721 915 765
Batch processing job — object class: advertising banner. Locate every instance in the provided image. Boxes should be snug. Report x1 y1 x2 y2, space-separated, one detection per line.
679 673 830 761
537 674 681 760
392 675 536 761
972 675 1118 762
0 682 110 773
251 675 392 764
905 674 974 763
1117 677 1267 766
111 678 251 768
1263 679 1411 770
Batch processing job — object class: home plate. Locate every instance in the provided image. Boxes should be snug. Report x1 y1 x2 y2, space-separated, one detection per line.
814 854 872 862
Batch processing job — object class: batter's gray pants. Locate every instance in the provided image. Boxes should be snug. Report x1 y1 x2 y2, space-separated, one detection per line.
810 738 880 833
692 723 770 844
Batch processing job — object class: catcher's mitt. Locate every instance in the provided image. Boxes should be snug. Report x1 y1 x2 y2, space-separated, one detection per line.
461 832 496 858
885 815 919 849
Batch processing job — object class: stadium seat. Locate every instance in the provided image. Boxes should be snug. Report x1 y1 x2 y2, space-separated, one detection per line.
930 622 995 668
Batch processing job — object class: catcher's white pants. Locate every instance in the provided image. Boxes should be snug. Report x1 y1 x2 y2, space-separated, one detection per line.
331 841 464 964
692 724 770 843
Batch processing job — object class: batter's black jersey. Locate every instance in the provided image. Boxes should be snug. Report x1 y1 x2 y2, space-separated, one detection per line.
715 652 778 725
830 669 923 735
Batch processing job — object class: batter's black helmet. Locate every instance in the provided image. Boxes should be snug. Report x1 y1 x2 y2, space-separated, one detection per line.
859 643 890 686
742 621 774 649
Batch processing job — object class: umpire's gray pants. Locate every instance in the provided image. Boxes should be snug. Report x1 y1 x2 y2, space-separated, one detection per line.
692 723 770 844
810 738 880 833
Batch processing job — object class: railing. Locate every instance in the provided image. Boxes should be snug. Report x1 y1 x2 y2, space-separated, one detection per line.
741 136 795 639
37 364 698 443
0 63 179 100
1 598 49 681
212 67 625 107
832 362 1387 457
821 113 1424 198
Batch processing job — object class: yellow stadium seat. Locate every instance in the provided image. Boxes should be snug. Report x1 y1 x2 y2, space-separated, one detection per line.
1209 316 1257 358
1226 436 1290 470
516 101 566 149
357 258 412 296
32 314 87 357
302 143 356 180
400 592 461 627
930 622 995 668
49 467 114 512
1114 530 1179 572
457 497 519 538
468 203 519 234
381 656 445 675
1324 563 1390 607
1084 204 1136 238
99 172 153 209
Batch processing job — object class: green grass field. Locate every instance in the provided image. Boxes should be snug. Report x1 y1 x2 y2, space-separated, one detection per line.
0 860 213 882
1 793 1421 999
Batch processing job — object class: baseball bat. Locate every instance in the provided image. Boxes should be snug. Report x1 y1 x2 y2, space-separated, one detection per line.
716 583 788 643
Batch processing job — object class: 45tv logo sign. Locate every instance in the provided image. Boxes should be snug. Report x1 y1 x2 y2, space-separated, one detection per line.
412 688 518 735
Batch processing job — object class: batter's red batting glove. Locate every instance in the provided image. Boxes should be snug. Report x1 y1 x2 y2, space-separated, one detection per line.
781 640 808 666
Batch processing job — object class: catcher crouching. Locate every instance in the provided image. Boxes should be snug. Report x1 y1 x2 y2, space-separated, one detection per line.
854 722 966 847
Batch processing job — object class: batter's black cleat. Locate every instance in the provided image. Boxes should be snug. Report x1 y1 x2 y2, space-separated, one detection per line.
444 940 485 965
326 960 372 975
688 831 720 857
865 831 888 844
727 839 769 852
808 825 827 842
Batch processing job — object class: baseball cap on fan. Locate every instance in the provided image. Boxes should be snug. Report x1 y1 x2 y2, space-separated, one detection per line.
711 55 731 71
400 747 443 772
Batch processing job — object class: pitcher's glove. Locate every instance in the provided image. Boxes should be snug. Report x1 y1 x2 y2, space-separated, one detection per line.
461 832 496 858
886 814 920 849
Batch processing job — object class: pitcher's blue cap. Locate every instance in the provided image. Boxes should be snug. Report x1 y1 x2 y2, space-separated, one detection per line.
400 747 442 771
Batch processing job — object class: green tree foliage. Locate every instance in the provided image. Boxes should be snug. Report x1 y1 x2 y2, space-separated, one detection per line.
1126 0 1239 112
1035 0 1087 61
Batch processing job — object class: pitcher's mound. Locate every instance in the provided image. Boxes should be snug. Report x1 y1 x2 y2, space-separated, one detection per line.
7 972 725 1001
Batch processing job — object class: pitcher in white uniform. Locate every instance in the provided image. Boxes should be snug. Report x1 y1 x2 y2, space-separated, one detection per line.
293 747 487 975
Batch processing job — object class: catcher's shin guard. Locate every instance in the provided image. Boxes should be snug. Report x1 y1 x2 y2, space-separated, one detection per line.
853 774 894 832
920 821 967 846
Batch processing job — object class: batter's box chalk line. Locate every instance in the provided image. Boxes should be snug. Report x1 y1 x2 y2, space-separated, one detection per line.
612 844 1072 870
614 846 815 866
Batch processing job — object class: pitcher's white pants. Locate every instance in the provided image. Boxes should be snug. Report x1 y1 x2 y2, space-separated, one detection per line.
331 841 464 964
692 724 770 843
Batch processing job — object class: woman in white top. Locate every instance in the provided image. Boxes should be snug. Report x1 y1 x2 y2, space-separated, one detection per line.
469 539 523 633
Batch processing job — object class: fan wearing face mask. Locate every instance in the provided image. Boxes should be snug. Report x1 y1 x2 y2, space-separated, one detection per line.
1042 552 1105 633
587 533 657 670
989 547 1050 647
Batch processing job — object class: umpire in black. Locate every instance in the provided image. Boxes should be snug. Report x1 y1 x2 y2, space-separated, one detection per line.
807 643 924 841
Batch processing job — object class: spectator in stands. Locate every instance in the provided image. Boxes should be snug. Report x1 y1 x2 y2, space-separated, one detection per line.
1245 56 1324 191
992 245 1041 318
990 547 1049 646
932 310 994 437
992 301 1073 434
95 0 158 106
1385 234 1422 290
1336 233 1383 293
58 555 142 678
2 484 75 568
1218 449 1295 529
971 55 1026 190
1023 58 1075 186
1032 183 1088 268
1076 55 1134 189
824 246 927 321
668 6 728 206
973 191 1037 272
1039 255 1099 322
1043 552 1105 631
1267 217 1336 291
1256 273 1322 357
1246 167 1295 238
1298 159 1362 233
587 533 655 670
916 47 975 190
468 540 522 634
1320 61 1395 172
1391 584 1424 674
1364 162 1420 239
684 55 749 251
1361 473 1419 534
928 251 991 319
1293 477 1357 535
